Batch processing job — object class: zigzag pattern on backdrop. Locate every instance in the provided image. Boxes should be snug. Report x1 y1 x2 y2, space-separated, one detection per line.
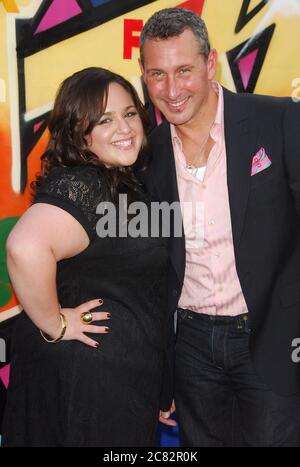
16 0 203 192
227 23 275 93
1 0 297 446
235 0 269 33
16 0 157 192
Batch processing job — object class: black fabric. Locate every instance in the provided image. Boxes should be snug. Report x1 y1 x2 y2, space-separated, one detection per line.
2 165 169 447
175 310 300 447
34 165 105 240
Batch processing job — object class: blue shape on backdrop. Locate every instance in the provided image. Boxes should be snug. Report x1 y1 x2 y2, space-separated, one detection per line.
91 0 113 6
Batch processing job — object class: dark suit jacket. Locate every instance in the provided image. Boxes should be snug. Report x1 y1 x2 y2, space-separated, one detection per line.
145 88 300 410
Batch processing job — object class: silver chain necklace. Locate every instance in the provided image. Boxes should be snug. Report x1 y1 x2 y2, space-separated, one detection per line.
185 127 213 170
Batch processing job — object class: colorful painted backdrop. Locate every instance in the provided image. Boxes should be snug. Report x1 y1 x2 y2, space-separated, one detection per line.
1 0 300 445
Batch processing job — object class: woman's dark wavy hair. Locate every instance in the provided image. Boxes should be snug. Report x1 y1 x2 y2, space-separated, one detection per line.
32 67 150 203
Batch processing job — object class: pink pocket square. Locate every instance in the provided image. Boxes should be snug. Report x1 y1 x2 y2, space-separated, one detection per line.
251 147 272 176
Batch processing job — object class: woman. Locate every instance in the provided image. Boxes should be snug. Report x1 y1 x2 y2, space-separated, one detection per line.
2 67 169 446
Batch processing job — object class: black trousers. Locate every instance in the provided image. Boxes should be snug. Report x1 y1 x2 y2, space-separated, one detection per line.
175 309 300 447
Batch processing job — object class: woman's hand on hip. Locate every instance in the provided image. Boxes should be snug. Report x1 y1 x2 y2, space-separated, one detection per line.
61 298 110 348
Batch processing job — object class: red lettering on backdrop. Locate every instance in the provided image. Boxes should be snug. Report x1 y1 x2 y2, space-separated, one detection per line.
177 0 205 15
122 2 205 60
123 19 143 59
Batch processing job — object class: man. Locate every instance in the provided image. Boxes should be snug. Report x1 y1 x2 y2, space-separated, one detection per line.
139 8 300 446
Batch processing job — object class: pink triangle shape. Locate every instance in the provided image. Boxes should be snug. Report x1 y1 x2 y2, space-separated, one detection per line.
154 107 163 126
34 0 82 34
237 48 259 90
0 364 10 389
34 120 45 133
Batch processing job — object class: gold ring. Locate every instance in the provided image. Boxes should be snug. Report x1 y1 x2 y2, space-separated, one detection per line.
80 311 93 325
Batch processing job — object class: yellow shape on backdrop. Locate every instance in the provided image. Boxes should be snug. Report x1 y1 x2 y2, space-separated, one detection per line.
0 0 19 12
203 0 300 97
16 0 32 5
0 78 6 102
248 0 266 11
24 0 178 112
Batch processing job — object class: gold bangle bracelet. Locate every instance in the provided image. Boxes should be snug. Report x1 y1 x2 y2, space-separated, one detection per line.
40 313 67 343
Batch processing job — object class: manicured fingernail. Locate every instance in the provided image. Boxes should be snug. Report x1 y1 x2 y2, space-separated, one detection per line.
94 342 100 349
107 313 111 318
105 327 109 333
99 299 104 306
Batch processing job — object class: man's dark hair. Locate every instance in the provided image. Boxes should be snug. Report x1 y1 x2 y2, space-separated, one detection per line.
140 8 210 63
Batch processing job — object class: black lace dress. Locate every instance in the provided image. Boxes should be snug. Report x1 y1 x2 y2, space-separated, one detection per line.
2 165 169 447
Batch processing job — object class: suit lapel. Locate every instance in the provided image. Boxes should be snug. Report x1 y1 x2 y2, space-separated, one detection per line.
224 88 259 253
149 122 180 204
149 122 185 287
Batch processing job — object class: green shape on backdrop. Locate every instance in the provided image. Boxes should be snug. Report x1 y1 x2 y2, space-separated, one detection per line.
0 217 19 307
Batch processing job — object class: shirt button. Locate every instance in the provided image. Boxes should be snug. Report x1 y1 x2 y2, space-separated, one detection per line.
214 252 220 257
202 184 206 189
218 286 223 292
208 220 215 225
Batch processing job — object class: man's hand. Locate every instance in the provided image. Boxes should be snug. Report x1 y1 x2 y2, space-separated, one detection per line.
159 400 177 426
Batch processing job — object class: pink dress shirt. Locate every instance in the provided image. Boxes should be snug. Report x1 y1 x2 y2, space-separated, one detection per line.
172 83 248 316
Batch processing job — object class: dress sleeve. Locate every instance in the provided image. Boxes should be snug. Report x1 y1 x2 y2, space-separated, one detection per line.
33 166 103 241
